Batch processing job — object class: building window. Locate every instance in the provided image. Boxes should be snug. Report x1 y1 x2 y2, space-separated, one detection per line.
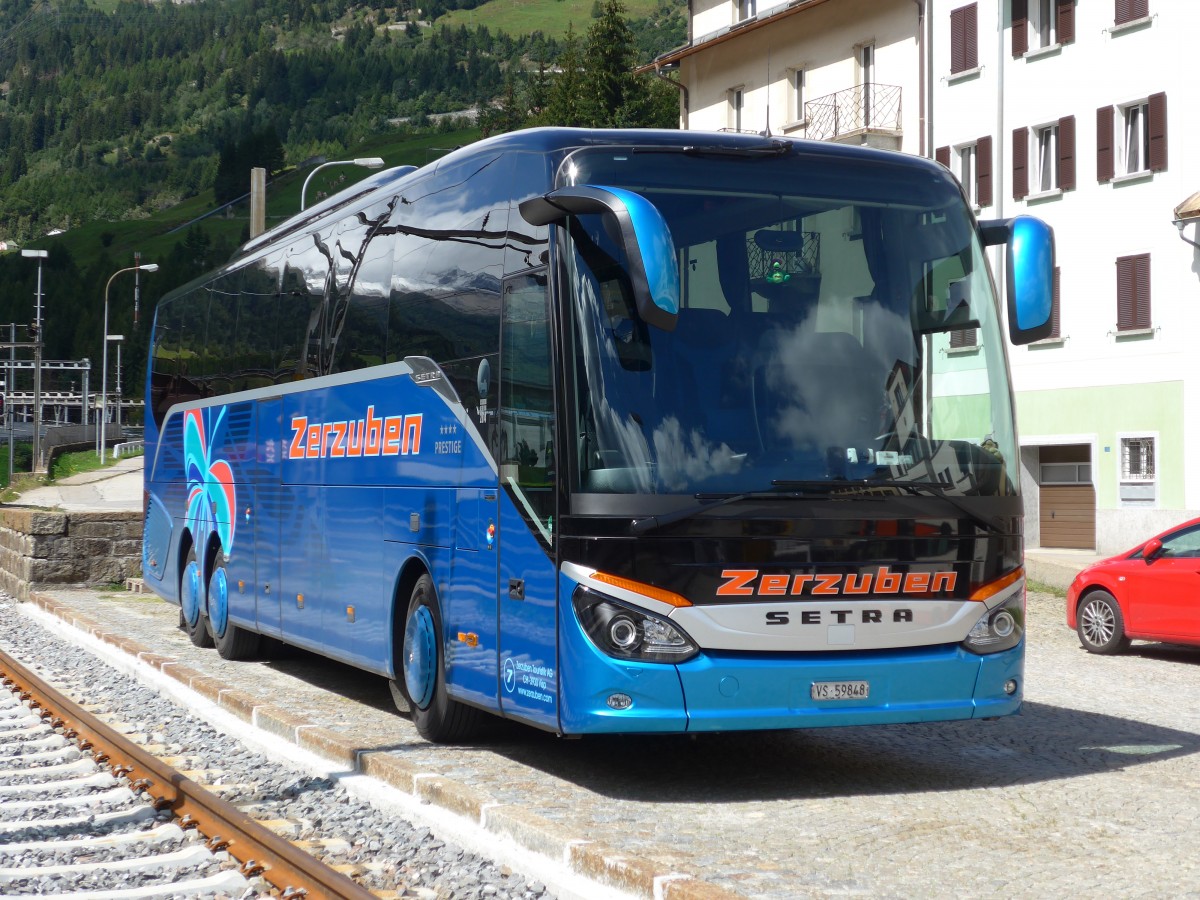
738 0 756 22
728 87 744 132
950 4 978 74
958 144 975 203
1040 461 1090 484
1098 93 1166 182
1013 0 1075 55
1115 0 1149 26
1034 123 1058 193
1121 437 1155 480
1119 434 1156 506
1013 116 1074 199
787 68 805 124
937 137 992 207
1116 252 1151 331
1032 0 1056 47
1122 101 1149 173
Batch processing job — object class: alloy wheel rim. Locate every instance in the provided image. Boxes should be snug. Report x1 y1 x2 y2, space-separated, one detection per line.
209 566 229 638
182 560 202 627
403 605 437 710
1082 600 1115 646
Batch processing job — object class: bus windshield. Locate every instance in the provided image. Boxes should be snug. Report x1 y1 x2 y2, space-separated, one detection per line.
559 146 1018 503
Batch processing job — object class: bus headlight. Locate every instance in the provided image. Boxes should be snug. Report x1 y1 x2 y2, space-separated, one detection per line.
573 590 699 663
962 590 1025 655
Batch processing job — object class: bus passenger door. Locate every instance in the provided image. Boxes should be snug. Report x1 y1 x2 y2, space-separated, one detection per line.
253 397 284 638
497 272 560 729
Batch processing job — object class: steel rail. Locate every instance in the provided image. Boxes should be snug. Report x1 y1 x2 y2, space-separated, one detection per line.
0 647 377 900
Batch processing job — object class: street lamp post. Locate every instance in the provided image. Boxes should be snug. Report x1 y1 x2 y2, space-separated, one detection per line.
110 334 125 438
21 249 47 472
300 157 385 210
101 263 158 465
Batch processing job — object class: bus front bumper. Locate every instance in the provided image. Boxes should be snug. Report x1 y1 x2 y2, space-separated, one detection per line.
558 641 1023 734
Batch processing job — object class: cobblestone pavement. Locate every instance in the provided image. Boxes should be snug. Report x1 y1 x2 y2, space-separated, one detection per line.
14 587 1200 899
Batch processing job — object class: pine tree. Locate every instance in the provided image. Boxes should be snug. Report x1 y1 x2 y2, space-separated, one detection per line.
541 25 588 128
583 0 638 127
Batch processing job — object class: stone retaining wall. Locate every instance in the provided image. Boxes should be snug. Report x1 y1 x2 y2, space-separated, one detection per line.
0 507 142 601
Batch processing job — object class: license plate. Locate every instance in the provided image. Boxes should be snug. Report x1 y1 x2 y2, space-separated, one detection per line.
811 680 869 701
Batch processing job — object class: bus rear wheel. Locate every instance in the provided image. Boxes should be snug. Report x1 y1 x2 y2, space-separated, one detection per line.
208 558 260 660
180 546 213 649
400 574 484 743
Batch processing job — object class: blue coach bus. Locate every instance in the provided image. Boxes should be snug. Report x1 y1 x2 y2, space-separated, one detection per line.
143 128 1054 742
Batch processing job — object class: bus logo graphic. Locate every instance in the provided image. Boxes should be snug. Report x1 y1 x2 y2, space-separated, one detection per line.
287 407 423 460
716 567 957 598
184 407 236 553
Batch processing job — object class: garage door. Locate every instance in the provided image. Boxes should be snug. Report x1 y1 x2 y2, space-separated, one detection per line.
1039 445 1095 549
1040 484 1096 549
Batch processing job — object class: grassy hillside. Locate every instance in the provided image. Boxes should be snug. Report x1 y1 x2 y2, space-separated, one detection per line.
48 127 481 281
435 0 665 38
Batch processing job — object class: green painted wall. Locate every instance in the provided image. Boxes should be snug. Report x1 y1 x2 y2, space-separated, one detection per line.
1016 381 1183 508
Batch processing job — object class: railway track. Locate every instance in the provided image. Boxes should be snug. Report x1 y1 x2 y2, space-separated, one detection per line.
0 647 377 899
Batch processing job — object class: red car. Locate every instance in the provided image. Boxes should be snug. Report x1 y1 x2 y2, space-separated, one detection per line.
1067 516 1200 654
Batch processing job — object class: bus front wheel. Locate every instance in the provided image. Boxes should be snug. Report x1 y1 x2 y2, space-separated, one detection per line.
400 574 483 743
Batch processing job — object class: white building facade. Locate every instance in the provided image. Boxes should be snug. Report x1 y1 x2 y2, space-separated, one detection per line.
650 0 1200 554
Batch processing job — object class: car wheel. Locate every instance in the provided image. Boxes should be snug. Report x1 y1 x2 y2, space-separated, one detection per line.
180 546 214 649
209 557 260 661
1076 590 1131 655
400 574 484 743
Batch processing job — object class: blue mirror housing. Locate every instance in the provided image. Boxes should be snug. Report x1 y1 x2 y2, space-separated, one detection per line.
519 185 680 331
1004 215 1055 344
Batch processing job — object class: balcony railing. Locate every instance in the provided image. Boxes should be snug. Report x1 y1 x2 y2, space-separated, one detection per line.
804 83 902 143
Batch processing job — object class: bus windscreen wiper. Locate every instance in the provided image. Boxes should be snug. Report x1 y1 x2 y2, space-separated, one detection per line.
630 489 822 535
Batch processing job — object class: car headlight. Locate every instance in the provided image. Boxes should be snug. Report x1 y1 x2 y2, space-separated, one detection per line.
962 583 1025 655
573 588 699 663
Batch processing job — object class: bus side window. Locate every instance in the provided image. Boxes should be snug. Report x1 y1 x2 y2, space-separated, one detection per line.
333 200 394 374
204 273 239 398
235 253 282 393
279 238 327 382
500 271 555 539
175 288 209 402
150 296 182 427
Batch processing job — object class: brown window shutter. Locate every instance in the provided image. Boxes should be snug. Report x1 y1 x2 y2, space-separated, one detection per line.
1057 115 1075 190
1116 0 1148 26
1012 126 1029 200
1096 106 1114 183
951 7 966 73
1148 91 1167 172
964 4 978 69
1117 253 1151 331
1050 266 1061 339
950 327 977 348
1057 0 1075 43
1012 0 1028 57
951 5 978 73
936 145 951 167
976 135 993 206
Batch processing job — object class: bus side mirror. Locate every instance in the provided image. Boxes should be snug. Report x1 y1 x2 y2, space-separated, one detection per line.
980 215 1055 345
520 185 680 332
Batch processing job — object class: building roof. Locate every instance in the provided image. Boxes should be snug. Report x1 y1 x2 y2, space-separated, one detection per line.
635 0 837 74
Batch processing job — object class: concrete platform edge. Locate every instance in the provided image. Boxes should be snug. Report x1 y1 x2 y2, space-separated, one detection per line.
24 590 743 900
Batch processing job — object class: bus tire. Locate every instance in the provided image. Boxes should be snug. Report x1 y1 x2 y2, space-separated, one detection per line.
209 558 260 660
180 545 213 649
401 574 484 743
1076 590 1130 655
